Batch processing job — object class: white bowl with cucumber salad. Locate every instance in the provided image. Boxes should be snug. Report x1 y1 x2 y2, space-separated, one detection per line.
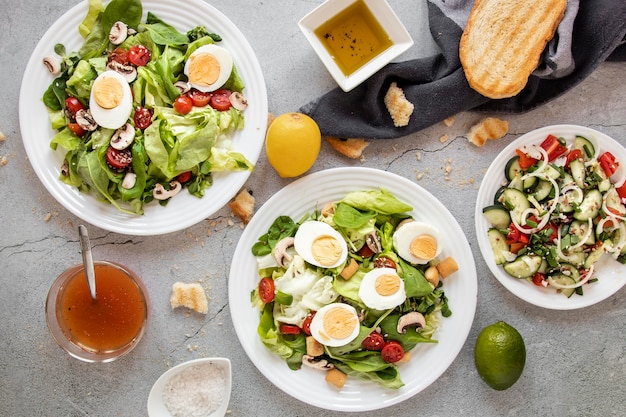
475 125 626 310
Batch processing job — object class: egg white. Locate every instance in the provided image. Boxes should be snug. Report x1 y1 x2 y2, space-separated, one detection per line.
309 303 360 347
358 267 406 310
89 70 133 130
183 44 233 92
393 221 442 265
294 221 348 268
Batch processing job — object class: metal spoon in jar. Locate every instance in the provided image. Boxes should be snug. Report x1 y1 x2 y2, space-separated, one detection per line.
78 225 96 300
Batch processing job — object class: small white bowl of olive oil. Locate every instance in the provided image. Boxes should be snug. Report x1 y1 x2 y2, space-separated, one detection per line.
299 0 413 92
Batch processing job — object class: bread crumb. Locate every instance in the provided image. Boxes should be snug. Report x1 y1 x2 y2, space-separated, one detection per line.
439 134 449 143
44 213 52 222
443 116 455 127
0 130 6 141
384 82 414 127
0 156 7 167
467 117 508 146
325 137 369 159
170 282 208 314
416 151 422 161
228 189 255 224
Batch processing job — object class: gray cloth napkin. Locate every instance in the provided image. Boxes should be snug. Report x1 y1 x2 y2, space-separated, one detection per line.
301 0 626 140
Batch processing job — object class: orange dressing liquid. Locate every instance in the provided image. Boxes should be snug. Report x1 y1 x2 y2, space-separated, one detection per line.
315 0 392 76
58 263 147 352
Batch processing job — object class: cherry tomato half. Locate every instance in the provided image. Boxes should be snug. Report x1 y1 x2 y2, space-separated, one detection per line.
176 171 192 184
362 332 385 351
209 89 232 111
105 146 132 170
374 256 396 269
532 272 546 287
64 97 84 119
279 323 301 335
133 107 153 130
67 122 86 137
188 89 212 107
108 47 129 66
357 244 375 258
301 312 316 336
258 277 275 303
173 95 193 115
128 44 152 66
381 340 405 363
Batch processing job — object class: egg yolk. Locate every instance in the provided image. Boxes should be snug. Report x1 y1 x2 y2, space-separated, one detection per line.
311 235 343 267
322 307 358 340
375 274 401 296
410 234 438 260
187 53 221 87
93 76 124 109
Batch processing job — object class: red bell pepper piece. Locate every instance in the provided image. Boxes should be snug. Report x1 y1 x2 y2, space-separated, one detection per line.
540 134 568 161
598 151 619 177
515 149 538 169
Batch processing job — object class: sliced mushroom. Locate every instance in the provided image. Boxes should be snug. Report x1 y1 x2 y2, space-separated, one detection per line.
397 312 426 334
396 218 414 230
106 60 137 83
75 109 98 131
302 355 334 370
174 81 191 94
122 172 137 189
229 92 248 111
109 21 128 45
274 237 295 268
43 56 61 76
110 123 135 150
153 181 182 200
60 161 70 177
365 230 382 253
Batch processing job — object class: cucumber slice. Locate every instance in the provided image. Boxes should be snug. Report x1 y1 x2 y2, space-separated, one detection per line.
494 185 507 205
574 189 602 221
592 163 612 193
503 255 542 278
584 241 607 269
505 156 522 181
570 159 586 189
532 179 553 201
604 187 626 215
559 262 581 281
487 228 510 265
569 220 595 246
572 135 595 161
483 204 512 228
548 274 576 297
501 188 530 224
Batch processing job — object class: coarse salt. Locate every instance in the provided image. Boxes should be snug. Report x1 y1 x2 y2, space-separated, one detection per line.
163 362 226 417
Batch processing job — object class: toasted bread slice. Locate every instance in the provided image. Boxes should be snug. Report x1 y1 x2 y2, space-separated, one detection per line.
325 137 369 159
459 0 567 99
384 82 414 127
170 282 208 314
467 117 509 146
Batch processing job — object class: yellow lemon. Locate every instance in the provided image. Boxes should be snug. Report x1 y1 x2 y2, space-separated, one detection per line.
265 112 321 178
474 321 526 390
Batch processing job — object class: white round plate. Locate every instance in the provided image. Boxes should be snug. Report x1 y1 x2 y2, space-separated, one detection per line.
19 0 267 235
475 125 626 310
228 167 477 412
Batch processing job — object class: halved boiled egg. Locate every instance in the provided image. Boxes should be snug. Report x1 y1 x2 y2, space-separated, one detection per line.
393 221 442 265
89 70 133 129
358 267 406 310
184 44 233 92
294 221 348 268
309 302 360 347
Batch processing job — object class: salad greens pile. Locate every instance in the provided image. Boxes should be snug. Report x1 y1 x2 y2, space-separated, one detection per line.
42 0 253 214
251 189 452 389
484 133 626 297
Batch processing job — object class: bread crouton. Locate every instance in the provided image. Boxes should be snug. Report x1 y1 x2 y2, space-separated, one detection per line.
325 368 348 389
467 117 509 146
228 189 255 224
325 137 369 159
384 82 414 127
170 282 208 314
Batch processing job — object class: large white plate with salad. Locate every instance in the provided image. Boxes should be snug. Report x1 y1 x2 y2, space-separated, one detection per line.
475 125 626 310
19 0 267 235
229 167 477 412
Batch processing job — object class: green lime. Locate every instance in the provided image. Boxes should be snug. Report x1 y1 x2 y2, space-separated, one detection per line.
474 321 526 390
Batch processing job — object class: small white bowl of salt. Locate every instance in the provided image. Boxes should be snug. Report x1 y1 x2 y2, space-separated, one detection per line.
147 357 232 417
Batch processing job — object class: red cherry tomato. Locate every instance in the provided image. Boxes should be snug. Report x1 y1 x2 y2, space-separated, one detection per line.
532 272 546 287
209 89 232 111
381 340 405 363
133 107 153 130
67 122 86 137
188 89 212 107
374 256 396 269
279 323 301 335
128 44 151 66
258 277 275 303
362 332 385 351
301 312 316 336
173 95 193 115
105 146 132 170
176 171 192 184
357 244 375 258
64 97 84 119
565 149 583 167
108 47 129 65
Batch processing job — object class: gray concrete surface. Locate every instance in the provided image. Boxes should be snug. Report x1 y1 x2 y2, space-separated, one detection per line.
1 1 624 416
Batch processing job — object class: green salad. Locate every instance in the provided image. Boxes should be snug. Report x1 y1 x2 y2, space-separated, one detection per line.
250 189 456 389
42 0 253 214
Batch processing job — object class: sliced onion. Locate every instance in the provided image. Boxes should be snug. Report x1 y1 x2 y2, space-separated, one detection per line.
555 226 585 263
568 218 594 251
548 265 595 289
